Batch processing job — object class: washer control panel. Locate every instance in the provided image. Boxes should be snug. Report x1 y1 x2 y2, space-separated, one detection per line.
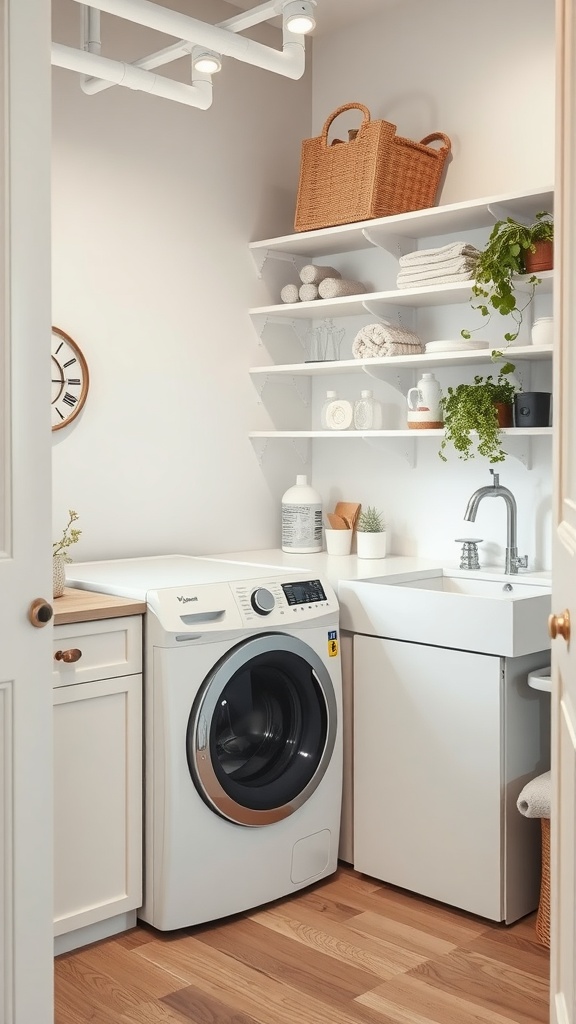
250 587 276 615
234 577 336 626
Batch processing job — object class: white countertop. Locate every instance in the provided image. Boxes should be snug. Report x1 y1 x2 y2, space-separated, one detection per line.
209 547 551 591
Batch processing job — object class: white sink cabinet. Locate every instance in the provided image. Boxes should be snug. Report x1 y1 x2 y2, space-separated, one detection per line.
52 601 144 954
353 633 550 922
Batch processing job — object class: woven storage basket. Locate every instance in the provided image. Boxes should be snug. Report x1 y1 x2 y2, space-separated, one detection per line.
536 817 551 948
294 103 451 232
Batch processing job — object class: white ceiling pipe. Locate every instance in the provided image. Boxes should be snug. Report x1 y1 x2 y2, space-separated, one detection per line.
82 40 193 93
52 42 213 108
217 1 279 33
66 0 306 79
80 4 101 53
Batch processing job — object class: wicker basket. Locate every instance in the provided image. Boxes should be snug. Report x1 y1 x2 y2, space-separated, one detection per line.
294 103 451 232
536 817 551 948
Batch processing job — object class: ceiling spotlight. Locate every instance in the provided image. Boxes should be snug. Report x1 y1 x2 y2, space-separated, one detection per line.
192 49 222 75
283 1 317 35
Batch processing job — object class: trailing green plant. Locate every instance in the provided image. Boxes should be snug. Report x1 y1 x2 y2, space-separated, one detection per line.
357 506 386 532
439 362 519 464
462 211 553 344
53 509 82 561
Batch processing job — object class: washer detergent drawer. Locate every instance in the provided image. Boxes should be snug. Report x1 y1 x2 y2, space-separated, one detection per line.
53 616 142 688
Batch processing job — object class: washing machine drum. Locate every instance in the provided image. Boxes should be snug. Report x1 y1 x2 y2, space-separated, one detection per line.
187 632 338 826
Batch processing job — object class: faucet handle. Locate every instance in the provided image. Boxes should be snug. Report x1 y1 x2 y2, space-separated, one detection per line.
514 554 529 570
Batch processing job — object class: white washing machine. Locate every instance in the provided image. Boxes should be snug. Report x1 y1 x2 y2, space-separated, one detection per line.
66 555 343 930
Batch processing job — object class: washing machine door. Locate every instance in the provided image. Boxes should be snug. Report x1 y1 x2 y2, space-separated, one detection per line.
187 632 338 826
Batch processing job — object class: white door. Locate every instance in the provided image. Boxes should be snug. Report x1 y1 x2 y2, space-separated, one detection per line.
550 2 576 1022
0 0 54 1021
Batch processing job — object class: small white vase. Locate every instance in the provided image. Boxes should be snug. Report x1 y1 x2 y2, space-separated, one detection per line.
356 531 387 559
531 317 554 347
53 555 66 598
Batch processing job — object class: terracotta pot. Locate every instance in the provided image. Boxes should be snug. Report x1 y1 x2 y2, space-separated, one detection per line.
495 402 514 428
524 239 553 274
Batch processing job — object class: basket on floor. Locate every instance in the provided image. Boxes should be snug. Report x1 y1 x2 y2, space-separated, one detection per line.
294 103 451 232
536 817 550 947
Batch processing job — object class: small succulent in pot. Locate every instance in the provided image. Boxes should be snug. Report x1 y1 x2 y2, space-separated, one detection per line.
357 506 386 532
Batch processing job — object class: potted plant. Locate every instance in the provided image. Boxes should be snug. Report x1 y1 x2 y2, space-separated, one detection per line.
462 211 553 344
356 505 387 559
439 361 519 464
53 509 82 598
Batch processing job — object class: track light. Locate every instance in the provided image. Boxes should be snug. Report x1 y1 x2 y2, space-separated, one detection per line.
282 1 316 34
192 49 222 75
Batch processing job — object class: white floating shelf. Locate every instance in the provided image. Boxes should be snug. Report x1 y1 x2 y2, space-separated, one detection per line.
249 345 553 378
248 428 553 439
249 272 553 321
249 186 554 259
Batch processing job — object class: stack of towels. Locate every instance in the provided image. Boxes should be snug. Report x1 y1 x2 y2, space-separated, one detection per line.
396 241 480 290
280 265 367 304
352 322 424 359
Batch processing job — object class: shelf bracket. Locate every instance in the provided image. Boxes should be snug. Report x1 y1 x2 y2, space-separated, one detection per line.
251 313 309 348
361 434 416 468
361 364 414 396
501 436 533 470
362 228 415 258
487 203 531 226
290 438 310 465
250 248 305 279
250 437 269 465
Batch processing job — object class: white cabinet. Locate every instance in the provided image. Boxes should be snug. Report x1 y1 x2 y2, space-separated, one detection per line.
248 185 554 452
353 633 551 922
53 615 142 954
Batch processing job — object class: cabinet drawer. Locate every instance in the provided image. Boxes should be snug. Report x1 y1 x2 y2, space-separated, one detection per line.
53 616 142 687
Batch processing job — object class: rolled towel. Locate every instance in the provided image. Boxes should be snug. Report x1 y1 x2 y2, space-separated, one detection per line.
299 283 319 302
352 322 422 359
280 283 299 304
318 278 367 299
399 242 480 267
300 264 342 285
517 771 552 819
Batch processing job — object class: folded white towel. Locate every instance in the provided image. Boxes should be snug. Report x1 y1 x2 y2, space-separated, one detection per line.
318 278 367 299
352 322 423 359
280 283 299 304
399 242 480 267
517 771 552 819
397 257 478 285
397 271 477 289
300 264 341 285
299 283 318 301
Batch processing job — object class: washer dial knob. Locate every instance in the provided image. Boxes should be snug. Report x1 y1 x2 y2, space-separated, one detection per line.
250 587 275 615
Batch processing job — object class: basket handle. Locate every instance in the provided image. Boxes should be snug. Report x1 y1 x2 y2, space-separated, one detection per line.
419 132 452 153
321 103 371 146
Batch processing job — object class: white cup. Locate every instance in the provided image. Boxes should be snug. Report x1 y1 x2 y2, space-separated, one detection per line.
324 528 353 555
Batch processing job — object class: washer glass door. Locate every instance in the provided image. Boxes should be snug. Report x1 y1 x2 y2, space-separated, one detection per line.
187 633 337 826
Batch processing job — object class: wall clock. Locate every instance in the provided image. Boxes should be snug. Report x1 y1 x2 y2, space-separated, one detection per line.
51 327 89 431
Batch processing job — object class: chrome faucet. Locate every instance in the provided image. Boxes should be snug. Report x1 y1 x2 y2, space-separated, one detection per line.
463 470 528 575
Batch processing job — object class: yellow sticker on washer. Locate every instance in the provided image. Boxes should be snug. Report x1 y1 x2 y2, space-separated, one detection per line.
328 630 338 657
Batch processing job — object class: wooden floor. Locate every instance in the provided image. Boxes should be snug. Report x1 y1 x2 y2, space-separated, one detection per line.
54 864 550 1024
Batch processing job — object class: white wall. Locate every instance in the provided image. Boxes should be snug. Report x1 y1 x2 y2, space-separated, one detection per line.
51 0 311 560
303 0 555 571
52 0 556 572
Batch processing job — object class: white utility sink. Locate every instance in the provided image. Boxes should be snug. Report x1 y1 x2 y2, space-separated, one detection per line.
338 571 551 657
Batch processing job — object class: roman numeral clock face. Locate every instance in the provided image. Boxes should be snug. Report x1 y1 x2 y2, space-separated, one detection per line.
51 327 89 431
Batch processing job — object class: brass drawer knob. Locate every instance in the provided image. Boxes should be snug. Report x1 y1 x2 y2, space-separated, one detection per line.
548 610 570 642
54 648 82 663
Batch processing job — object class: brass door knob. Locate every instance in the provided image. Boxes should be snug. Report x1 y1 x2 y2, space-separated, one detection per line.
28 598 53 627
54 648 82 663
549 609 571 642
